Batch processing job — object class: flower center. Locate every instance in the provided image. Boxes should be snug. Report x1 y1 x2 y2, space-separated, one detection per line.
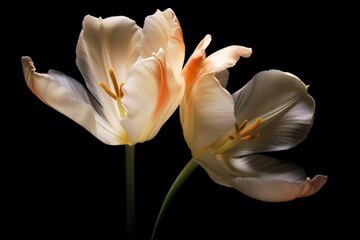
98 68 126 117
212 117 262 154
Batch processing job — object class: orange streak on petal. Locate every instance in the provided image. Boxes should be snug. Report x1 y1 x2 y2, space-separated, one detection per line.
298 177 312 198
23 58 48 105
182 35 211 86
152 57 168 119
182 52 203 85
30 74 48 105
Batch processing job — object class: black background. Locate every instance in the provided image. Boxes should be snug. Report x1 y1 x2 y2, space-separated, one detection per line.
6 1 353 239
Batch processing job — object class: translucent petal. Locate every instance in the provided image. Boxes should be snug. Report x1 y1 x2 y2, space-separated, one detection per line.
121 50 184 144
180 74 235 155
142 8 185 78
22 56 129 145
227 155 327 202
197 152 327 202
226 70 315 157
203 45 252 74
76 14 141 120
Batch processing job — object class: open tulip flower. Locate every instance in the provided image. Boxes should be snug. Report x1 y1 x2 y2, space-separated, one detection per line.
180 67 327 202
21 8 185 146
22 9 186 239
152 34 255 238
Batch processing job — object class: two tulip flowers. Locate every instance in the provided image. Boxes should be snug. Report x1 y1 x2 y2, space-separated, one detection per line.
22 8 327 236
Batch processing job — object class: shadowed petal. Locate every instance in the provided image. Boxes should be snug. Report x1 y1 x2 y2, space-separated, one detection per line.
226 70 315 157
196 149 231 187
198 152 327 202
22 56 129 145
227 154 327 201
231 175 327 202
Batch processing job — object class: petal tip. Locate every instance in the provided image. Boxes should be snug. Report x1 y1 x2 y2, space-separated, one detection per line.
300 174 328 198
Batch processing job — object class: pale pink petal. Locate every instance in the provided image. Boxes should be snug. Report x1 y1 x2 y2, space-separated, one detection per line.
231 175 328 202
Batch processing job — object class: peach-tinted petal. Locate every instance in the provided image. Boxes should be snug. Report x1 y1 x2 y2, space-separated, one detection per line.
142 8 185 78
231 175 327 202
182 34 211 85
203 45 252 74
180 73 235 156
121 49 184 144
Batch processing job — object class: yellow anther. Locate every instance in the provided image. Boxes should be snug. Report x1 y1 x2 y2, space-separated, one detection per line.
213 117 263 154
235 119 248 133
241 133 260 141
109 68 120 98
98 82 117 100
239 118 262 137
119 82 125 98
98 68 126 101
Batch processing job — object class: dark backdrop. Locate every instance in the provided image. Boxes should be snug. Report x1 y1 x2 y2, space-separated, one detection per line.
6 1 351 239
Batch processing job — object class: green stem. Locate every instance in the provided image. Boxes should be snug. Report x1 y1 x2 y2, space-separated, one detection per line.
125 144 135 239
151 158 198 240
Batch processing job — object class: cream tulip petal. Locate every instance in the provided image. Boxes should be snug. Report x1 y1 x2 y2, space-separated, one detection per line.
22 56 128 145
196 152 327 202
196 149 231 187
142 8 185 78
226 154 327 202
180 74 235 155
48 70 129 145
121 50 183 144
76 14 141 113
203 45 252 74
231 175 328 202
226 70 315 157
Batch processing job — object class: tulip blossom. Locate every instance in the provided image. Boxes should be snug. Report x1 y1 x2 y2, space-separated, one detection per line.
180 47 327 201
22 8 185 145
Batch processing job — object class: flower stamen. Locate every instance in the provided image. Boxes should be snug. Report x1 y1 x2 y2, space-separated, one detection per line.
98 68 125 100
98 68 126 118
241 133 260 141
235 119 248 133
98 82 117 100
109 67 120 98
239 118 262 137
119 82 125 98
214 117 263 154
